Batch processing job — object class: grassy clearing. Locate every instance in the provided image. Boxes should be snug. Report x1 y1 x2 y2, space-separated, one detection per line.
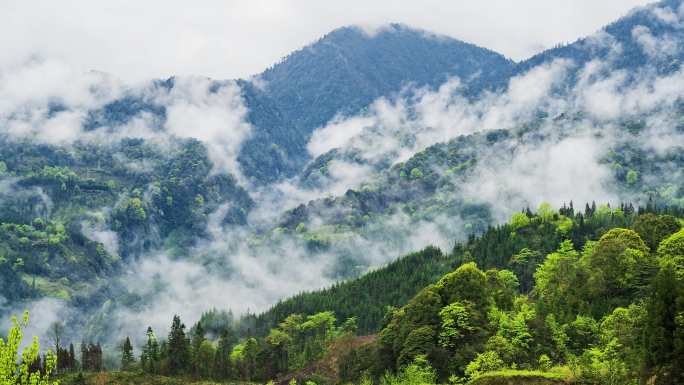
468 367 573 385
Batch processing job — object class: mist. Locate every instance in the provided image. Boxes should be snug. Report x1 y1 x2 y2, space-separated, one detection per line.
2 1 684 360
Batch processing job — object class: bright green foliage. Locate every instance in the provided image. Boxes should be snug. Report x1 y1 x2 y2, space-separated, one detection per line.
626 169 639 185
485 269 519 310
533 240 584 322
0 311 58 385
538 354 552 371
464 351 505 379
409 168 423 179
537 203 555 223
565 316 599 356
574 344 632 385
509 212 530 231
381 355 436 385
438 302 475 349
487 298 535 366
632 214 681 251
599 304 645 371
581 228 653 317
657 229 684 266
544 314 569 361
436 262 488 308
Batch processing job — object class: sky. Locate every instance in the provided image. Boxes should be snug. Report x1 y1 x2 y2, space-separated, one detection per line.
0 0 652 83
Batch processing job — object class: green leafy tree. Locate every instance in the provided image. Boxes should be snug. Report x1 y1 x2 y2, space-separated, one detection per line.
438 302 475 349
485 269 519 310
464 351 504 380
398 326 436 368
534 240 584 322
0 311 58 385
632 214 681 251
581 228 653 317
435 262 488 309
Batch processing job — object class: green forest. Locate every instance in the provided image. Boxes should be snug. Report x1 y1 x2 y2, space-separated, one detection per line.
4 204 684 385
4 1 684 385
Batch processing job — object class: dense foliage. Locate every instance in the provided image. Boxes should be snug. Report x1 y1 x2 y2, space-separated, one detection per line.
52 206 683 385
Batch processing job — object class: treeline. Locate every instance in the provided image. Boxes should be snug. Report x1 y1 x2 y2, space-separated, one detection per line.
62 203 684 385
334 208 684 385
255 246 457 335
257 201 681 336
116 311 358 382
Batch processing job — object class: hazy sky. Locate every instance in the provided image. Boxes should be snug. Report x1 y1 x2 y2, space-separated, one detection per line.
1 0 652 82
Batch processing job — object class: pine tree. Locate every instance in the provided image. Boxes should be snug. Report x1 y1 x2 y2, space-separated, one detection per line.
167 315 190 375
191 322 206 376
69 343 77 371
121 336 135 371
214 328 236 379
141 326 160 374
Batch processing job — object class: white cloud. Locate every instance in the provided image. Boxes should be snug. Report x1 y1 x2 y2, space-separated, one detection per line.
0 1 650 82
150 76 253 178
463 132 619 221
631 25 679 59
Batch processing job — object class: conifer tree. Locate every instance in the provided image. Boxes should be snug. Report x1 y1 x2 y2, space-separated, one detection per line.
121 336 135 371
191 322 206 376
167 315 190 375
141 326 160 374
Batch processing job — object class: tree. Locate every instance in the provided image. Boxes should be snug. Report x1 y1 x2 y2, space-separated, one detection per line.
213 328 236 379
534 240 584 322
644 259 684 381
657 229 684 263
438 302 475 350
509 248 544 292
580 228 653 316
0 311 57 385
141 326 160 374
632 214 681 251
398 326 436 368
81 342 103 372
167 315 190 375
436 262 488 309
485 269 519 310
464 351 504 380
48 321 64 352
121 336 135 371
195 340 215 379
191 322 206 376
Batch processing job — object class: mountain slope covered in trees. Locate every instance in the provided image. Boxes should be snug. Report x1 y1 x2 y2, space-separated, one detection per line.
3 2 684 385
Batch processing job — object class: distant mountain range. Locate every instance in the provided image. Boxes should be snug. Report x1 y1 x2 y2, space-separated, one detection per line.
83 0 684 186
2 0 684 351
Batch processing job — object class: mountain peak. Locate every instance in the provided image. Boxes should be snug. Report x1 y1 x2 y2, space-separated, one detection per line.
239 23 515 182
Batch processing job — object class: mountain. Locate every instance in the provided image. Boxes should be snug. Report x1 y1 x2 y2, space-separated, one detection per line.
4 2 684 384
516 0 684 77
238 24 515 182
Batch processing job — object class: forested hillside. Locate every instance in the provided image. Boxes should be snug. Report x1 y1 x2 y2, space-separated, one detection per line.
3 0 684 385
42 205 684 385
